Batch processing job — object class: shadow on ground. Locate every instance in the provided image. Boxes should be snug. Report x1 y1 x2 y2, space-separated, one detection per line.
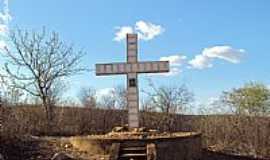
1 136 53 160
1 136 270 160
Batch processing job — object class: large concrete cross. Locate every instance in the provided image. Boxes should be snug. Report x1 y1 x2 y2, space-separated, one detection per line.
96 34 169 129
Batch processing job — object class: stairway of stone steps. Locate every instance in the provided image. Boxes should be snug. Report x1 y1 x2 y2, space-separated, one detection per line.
118 142 147 160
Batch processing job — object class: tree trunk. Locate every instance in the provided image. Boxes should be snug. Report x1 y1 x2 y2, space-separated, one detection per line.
42 96 54 134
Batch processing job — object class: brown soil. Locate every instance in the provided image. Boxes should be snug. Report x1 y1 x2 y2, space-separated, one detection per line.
0 136 109 160
1 135 268 160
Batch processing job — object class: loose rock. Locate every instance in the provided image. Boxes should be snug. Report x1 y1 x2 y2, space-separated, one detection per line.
51 152 73 160
112 126 124 132
112 125 128 132
138 127 147 132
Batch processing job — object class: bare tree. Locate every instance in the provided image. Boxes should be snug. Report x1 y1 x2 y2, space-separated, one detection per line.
142 79 194 131
0 76 24 105
112 85 127 110
143 79 194 114
0 91 2 108
1 28 85 122
98 92 116 109
78 87 97 108
93 85 127 109
141 98 155 112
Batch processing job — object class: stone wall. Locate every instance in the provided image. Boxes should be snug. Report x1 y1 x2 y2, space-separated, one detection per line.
69 133 202 160
155 134 201 160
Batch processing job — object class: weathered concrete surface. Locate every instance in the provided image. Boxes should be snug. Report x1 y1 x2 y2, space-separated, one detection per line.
147 143 156 160
70 132 202 160
95 33 170 129
155 135 201 160
109 143 120 160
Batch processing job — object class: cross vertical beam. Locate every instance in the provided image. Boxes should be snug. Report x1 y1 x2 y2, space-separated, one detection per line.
126 34 139 128
95 34 169 130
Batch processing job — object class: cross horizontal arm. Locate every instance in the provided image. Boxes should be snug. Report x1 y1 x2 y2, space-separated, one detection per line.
96 61 169 76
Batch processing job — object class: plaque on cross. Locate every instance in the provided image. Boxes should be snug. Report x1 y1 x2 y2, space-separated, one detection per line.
96 34 169 129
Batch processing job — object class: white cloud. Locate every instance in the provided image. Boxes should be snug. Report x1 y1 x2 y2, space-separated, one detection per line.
114 20 164 41
0 0 11 51
113 26 134 42
0 40 7 51
162 67 182 76
0 0 11 33
147 55 186 77
147 66 182 77
189 45 245 69
160 55 186 66
188 54 213 70
135 21 164 41
96 88 114 98
202 46 244 63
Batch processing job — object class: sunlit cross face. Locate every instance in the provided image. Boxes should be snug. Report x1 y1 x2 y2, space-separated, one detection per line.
95 34 169 129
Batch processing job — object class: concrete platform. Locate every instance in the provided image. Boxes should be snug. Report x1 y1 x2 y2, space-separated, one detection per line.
69 131 202 160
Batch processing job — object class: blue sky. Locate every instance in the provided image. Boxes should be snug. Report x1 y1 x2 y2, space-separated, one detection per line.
1 0 270 106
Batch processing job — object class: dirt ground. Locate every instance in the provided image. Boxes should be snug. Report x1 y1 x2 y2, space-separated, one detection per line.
1 136 269 160
0 136 109 160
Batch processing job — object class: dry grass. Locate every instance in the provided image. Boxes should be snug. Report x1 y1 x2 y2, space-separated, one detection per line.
195 115 270 158
69 137 106 155
1 105 270 158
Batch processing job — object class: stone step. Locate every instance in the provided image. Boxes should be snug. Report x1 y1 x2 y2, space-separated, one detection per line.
121 147 146 151
120 142 146 148
120 148 146 155
118 143 147 160
120 153 147 158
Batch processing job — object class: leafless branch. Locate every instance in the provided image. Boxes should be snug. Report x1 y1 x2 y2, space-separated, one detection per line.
1 27 86 122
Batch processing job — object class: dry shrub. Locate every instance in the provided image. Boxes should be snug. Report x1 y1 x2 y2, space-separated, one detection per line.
2 105 47 136
194 115 270 158
69 137 106 154
2 105 270 158
2 105 126 136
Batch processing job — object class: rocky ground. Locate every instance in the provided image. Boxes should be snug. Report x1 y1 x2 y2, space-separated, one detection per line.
1 135 269 160
0 136 109 160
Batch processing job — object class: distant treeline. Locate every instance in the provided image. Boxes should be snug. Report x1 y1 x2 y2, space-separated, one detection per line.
1 105 270 158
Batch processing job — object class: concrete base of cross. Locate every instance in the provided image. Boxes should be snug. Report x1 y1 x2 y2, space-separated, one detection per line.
69 129 202 160
109 125 159 138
